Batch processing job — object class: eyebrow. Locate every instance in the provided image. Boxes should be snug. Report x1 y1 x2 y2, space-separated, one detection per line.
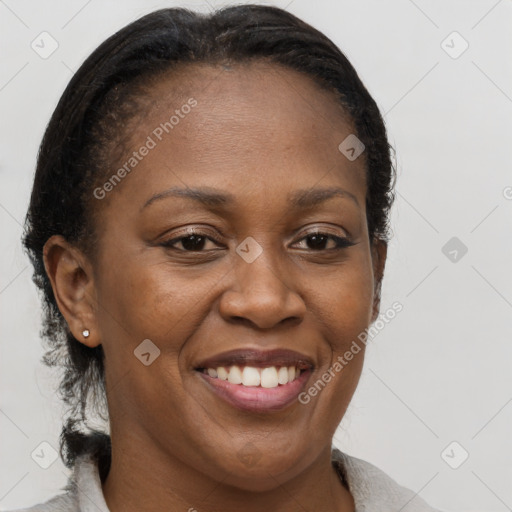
141 185 360 211
289 187 360 209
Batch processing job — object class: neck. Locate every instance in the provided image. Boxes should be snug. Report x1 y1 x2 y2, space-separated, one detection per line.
101 430 354 512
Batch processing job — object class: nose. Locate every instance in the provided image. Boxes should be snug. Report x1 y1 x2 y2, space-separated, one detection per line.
218 250 306 330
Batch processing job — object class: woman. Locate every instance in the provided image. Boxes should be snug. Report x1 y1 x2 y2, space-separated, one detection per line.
11 4 442 511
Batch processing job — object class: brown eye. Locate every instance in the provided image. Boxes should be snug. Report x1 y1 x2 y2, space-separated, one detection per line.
161 231 222 252
305 233 330 250
176 234 208 251
294 232 355 251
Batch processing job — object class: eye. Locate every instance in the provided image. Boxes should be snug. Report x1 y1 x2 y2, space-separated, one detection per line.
160 228 354 253
160 230 223 252
292 231 355 251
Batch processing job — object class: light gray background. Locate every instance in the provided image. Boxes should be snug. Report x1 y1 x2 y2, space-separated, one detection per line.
1 1 511 511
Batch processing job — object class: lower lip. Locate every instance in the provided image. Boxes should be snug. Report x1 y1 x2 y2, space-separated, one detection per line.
196 369 312 412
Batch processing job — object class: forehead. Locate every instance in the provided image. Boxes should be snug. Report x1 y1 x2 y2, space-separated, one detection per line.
144 60 355 139
97 61 366 217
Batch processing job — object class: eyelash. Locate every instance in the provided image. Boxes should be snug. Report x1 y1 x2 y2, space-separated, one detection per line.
160 229 355 253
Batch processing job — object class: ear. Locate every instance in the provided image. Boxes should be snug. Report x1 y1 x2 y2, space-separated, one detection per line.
370 238 388 324
43 235 101 348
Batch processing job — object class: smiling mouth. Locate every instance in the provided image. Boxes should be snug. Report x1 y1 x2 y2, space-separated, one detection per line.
193 348 315 412
196 364 308 388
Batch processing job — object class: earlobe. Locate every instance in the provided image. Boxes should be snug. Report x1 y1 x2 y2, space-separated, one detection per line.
43 235 101 348
370 239 388 323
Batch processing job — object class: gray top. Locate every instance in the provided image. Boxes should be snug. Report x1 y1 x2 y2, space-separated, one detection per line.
6 448 444 511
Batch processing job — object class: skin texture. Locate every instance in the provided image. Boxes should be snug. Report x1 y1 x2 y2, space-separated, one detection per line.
44 62 387 512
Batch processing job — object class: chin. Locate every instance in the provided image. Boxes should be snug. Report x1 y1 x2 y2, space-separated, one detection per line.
207 449 308 492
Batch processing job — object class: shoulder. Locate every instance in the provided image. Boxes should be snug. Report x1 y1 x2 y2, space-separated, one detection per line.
3 492 76 512
332 447 446 512
2 453 108 512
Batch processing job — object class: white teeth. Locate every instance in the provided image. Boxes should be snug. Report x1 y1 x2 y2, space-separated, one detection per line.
277 366 289 385
217 366 228 380
204 364 303 387
227 365 243 384
242 366 261 386
261 367 279 388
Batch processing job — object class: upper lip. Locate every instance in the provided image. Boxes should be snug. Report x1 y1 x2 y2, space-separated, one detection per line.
194 348 315 370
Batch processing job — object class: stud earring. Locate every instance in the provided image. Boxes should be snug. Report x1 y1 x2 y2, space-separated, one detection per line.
82 329 90 338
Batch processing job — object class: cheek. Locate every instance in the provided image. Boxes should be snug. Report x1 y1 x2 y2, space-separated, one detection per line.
95 259 199 416
299 254 373 410
312 257 375 346
95 254 221 368
298 266 372 434
98 247 186 319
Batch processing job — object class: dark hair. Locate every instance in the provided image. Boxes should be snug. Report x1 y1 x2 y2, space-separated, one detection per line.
22 4 396 472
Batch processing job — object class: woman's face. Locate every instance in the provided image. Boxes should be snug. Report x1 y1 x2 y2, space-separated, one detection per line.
86 62 386 489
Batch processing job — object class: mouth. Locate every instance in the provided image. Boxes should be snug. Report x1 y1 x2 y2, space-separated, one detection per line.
193 348 314 412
